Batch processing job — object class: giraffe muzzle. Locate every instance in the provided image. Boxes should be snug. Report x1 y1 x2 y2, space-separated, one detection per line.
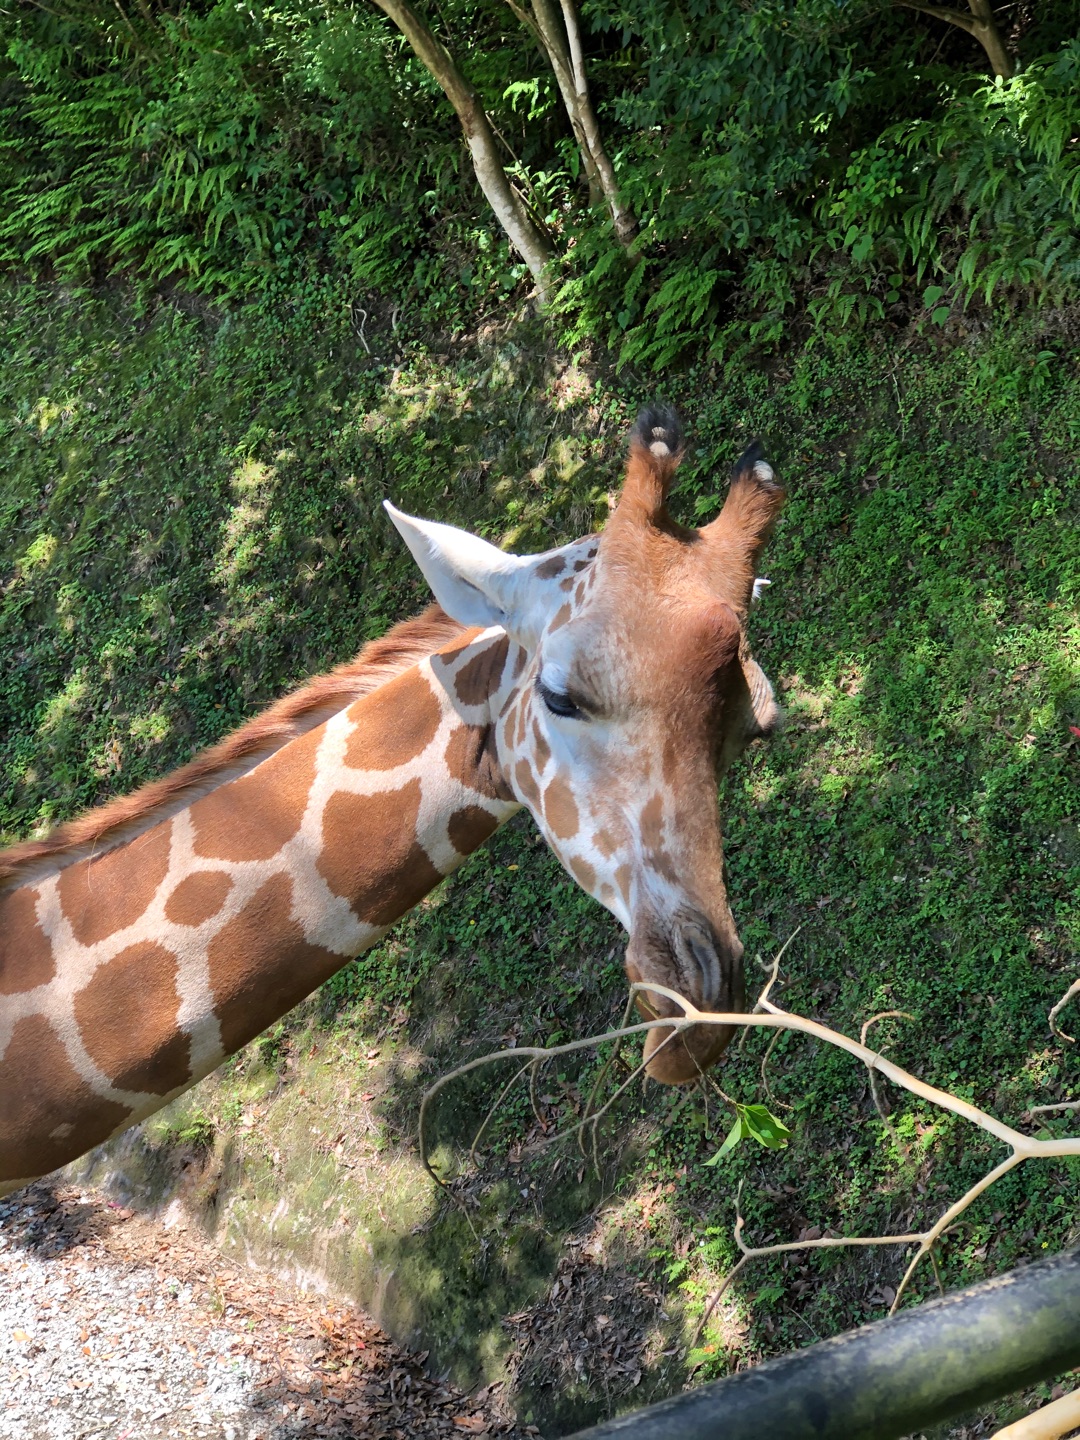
674 921 728 1009
626 912 745 1084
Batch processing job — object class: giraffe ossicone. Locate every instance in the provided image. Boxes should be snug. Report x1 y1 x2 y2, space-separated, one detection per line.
0 406 784 1197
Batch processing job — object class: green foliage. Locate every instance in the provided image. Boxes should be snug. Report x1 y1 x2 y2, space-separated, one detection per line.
705 1104 791 1166
817 44 1080 317
1 2 1078 357
0 279 1077 1386
160 1108 216 1150
563 5 1080 360
0 0 546 316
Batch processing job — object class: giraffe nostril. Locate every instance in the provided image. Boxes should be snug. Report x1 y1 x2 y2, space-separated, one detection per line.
679 924 722 1009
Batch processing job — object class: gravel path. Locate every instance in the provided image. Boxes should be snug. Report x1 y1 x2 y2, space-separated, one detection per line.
0 1182 530 1440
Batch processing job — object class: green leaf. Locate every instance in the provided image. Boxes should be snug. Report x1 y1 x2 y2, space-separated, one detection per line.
923 285 945 308
932 305 950 326
704 1104 790 1165
704 1115 745 1166
851 233 874 263
740 1104 792 1149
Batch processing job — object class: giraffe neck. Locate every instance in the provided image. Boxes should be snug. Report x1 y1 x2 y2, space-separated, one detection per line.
0 626 523 1195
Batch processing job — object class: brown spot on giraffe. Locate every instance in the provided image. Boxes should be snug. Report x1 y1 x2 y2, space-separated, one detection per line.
511 646 527 679
640 794 664 851
448 806 501 855
0 1015 131 1180
569 856 596 890
639 793 679 883
345 668 442 770
535 556 565 579
559 577 574 592
444 723 515 802
573 558 590 572
58 821 172 948
531 720 551 772
318 778 444 928
0 886 55 994
615 864 632 905
432 627 484 663
514 759 541 809
453 634 510 708
208 875 345 1057
190 725 321 863
74 941 191 1095
500 708 518 754
543 777 579 840
165 870 233 927
662 735 678 787
594 828 620 859
548 604 572 631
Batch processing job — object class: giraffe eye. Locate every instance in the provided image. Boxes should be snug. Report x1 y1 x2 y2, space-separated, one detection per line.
537 677 584 721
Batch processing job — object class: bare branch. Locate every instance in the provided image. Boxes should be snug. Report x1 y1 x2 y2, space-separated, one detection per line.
893 1 978 35
468 1059 532 1168
860 1010 916 1143
1048 976 1080 1043
992 1387 1080 1439
1027 1099 1080 1118
420 951 1080 1343
893 0 1014 78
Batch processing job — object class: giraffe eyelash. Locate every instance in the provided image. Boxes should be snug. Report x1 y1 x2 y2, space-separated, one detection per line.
536 677 586 721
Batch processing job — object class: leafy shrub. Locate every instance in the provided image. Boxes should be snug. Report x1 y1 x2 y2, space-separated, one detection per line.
818 41 1080 319
561 2 1080 362
1 1 1078 361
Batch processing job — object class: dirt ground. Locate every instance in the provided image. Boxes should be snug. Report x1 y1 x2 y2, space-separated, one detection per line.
0 1181 531 1440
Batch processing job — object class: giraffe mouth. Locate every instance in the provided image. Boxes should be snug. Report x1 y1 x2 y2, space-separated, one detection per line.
625 912 745 1085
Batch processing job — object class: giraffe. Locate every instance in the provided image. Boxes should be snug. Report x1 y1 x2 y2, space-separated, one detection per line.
0 406 784 1197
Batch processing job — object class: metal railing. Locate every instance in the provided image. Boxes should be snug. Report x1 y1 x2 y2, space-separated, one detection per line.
568 1248 1080 1440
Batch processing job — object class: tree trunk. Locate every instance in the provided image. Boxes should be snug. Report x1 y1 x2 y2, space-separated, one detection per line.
966 0 1013 79
556 0 637 246
370 0 557 303
507 0 637 247
893 0 1014 79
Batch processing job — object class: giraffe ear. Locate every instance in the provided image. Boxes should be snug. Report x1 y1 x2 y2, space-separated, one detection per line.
384 502 570 642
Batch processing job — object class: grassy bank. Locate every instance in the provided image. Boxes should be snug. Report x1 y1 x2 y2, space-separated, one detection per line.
3 280 1079 1431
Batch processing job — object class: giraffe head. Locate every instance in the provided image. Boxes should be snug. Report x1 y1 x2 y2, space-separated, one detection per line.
386 407 784 1083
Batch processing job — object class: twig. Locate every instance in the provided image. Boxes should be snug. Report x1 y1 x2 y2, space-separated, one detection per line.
860 1010 916 1144
758 1029 792 1111
738 928 802 1054
1048 976 1080 1043
1026 1099 1080 1118
350 304 372 355
468 1060 532 1168
579 992 636 1164
690 1182 923 1351
420 962 1080 1329
991 1386 1080 1439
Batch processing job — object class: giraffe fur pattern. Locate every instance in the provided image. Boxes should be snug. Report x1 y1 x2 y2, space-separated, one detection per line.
0 406 785 1196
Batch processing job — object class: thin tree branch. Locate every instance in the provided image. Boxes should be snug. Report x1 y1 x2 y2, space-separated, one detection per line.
893 0 1014 78
421 955 1080 1342
370 0 555 298
1026 1100 1080 1118
894 0 978 35
555 0 635 242
1048 975 1080 1043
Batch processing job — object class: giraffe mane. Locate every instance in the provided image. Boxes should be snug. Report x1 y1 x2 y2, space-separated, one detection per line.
0 605 466 892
